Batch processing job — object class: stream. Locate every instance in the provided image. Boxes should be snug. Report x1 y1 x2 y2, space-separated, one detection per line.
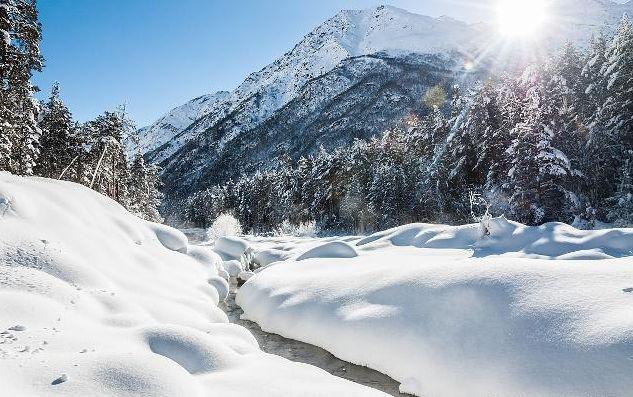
220 279 410 397
182 228 410 396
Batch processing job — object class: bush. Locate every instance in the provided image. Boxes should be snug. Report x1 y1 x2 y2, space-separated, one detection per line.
275 220 318 237
206 213 242 241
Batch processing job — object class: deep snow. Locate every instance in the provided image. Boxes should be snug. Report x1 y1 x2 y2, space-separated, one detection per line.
237 220 633 397
0 173 388 397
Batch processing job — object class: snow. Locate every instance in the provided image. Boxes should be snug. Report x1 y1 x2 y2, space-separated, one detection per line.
214 236 249 260
223 259 245 277
237 220 633 397
131 92 231 162
296 241 358 261
0 173 388 397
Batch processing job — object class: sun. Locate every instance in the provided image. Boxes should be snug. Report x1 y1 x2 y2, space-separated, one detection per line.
496 0 549 39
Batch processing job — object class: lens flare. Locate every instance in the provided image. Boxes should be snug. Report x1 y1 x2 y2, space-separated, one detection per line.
496 0 549 38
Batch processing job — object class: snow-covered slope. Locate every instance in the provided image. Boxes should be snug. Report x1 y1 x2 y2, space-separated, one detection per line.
0 173 388 397
237 218 633 397
133 92 230 161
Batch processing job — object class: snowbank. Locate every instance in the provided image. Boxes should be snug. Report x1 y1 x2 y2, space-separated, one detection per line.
238 221 633 397
215 236 249 260
297 241 358 261
355 218 633 260
0 173 388 397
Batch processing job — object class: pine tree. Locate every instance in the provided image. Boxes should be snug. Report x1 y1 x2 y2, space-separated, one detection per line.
581 34 608 122
608 152 633 227
145 164 163 223
507 69 572 224
0 0 43 175
85 110 132 206
128 152 163 222
0 0 14 171
128 152 149 217
35 83 76 178
601 15 633 150
588 16 633 212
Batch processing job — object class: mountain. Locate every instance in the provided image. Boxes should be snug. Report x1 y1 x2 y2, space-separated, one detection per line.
132 92 229 161
138 2 633 219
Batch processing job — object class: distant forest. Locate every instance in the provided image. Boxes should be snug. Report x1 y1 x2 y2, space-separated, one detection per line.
184 17 633 233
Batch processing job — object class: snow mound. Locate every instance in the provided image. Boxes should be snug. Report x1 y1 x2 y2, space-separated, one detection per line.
208 276 229 302
238 221 633 397
214 236 249 260
223 259 245 277
147 221 189 253
144 325 240 374
357 219 633 260
188 246 224 270
297 241 358 261
252 248 293 267
0 173 389 397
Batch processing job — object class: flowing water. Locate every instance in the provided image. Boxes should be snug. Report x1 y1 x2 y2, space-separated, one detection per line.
220 280 410 397
182 229 410 396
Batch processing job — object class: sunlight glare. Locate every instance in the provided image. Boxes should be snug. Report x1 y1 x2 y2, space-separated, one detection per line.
496 0 549 39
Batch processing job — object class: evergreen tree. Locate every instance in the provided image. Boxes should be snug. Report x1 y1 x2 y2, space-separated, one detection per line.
581 33 608 122
1 0 43 175
35 83 76 178
601 15 633 151
85 110 132 206
588 16 633 212
128 152 163 222
0 0 14 171
507 70 572 224
608 152 633 226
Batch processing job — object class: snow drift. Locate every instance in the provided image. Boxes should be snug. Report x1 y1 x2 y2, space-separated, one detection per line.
238 220 633 397
0 173 388 397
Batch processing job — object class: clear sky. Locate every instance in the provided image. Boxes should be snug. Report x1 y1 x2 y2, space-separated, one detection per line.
30 0 574 126
34 0 497 126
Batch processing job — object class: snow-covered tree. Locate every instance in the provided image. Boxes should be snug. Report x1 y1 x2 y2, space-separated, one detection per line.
35 83 77 178
608 153 633 227
0 0 43 175
507 69 573 225
85 110 133 206
128 152 163 222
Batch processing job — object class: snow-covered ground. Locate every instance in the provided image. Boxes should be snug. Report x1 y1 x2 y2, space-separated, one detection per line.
0 173 388 397
3 172 633 397
237 221 633 397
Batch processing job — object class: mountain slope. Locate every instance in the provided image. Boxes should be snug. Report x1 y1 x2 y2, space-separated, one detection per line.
138 2 633 219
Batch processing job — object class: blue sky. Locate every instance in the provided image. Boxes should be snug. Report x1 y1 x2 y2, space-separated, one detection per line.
33 1 495 126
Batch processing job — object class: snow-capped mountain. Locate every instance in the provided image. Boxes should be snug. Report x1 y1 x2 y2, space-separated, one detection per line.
143 6 483 161
138 2 633 216
132 92 229 159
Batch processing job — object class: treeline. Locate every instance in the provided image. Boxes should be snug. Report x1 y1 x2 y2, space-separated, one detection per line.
0 0 162 222
184 16 633 233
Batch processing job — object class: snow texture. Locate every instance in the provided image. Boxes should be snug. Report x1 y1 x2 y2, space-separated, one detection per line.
238 220 633 397
0 173 388 397
214 236 249 260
